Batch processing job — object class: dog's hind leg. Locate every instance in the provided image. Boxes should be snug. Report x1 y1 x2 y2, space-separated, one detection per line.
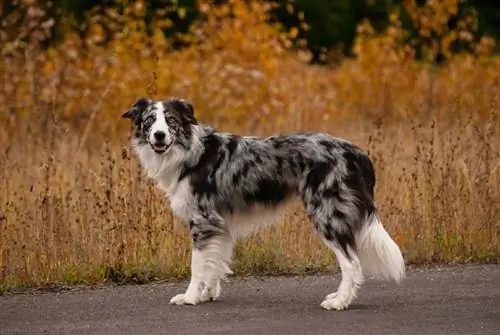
170 214 233 305
318 235 363 311
311 215 363 310
305 194 404 310
302 184 365 311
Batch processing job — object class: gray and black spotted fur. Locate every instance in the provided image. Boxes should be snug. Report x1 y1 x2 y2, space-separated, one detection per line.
122 97 405 310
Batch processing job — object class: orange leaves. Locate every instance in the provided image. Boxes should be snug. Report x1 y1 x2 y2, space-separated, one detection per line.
329 0 500 121
42 60 54 76
475 36 497 58
288 27 299 39
1 0 499 135
400 0 481 62
87 23 106 44
441 31 456 59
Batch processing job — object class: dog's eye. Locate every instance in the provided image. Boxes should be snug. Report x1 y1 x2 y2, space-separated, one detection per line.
166 117 176 125
143 117 154 128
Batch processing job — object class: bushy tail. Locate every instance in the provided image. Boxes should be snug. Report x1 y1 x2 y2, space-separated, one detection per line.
356 212 405 283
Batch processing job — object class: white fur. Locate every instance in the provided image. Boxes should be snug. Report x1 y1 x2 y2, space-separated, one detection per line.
320 243 364 311
170 236 234 305
356 213 405 283
170 202 292 304
225 202 291 240
170 248 205 305
133 125 205 201
319 213 404 311
149 102 172 146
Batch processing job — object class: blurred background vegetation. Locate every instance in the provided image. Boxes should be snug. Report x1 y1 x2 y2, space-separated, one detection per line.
2 0 500 64
1 0 499 289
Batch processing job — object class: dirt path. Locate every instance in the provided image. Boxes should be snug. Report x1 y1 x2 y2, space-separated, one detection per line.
1 264 499 335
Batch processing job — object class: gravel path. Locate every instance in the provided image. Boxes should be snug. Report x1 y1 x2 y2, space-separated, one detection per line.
1 264 499 335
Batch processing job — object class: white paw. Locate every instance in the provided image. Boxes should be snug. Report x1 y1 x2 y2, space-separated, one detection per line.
169 293 198 305
325 291 337 300
200 280 221 302
320 297 349 311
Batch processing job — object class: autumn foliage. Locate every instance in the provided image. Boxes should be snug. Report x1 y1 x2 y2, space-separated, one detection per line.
0 0 499 289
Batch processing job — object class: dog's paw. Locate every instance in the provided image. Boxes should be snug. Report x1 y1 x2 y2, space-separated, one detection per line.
324 291 337 300
320 297 349 311
200 280 221 302
169 293 198 306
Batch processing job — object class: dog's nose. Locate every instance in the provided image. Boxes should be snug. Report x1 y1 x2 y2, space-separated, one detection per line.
154 131 166 141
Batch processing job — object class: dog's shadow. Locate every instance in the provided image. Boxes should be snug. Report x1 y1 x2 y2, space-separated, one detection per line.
172 296 374 313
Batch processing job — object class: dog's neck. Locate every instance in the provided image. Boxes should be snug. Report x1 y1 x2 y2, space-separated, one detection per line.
132 124 211 197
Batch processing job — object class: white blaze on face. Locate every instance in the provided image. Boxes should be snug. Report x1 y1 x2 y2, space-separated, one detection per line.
148 102 172 146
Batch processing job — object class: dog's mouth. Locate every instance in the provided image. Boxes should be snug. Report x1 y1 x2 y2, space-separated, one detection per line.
150 142 170 154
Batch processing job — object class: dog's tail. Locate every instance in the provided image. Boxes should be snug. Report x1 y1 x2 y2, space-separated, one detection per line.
356 211 405 283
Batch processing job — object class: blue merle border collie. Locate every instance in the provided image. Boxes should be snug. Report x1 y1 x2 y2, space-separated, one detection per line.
121 97 405 311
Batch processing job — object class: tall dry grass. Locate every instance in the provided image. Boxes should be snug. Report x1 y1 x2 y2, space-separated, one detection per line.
0 0 499 289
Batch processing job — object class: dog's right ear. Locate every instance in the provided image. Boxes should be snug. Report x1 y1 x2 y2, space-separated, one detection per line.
122 98 151 120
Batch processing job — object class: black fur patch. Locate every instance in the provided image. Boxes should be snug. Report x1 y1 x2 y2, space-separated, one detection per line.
242 178 292 206
181 132 223 197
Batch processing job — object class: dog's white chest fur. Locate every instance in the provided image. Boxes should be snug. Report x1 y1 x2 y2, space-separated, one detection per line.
166 178 194 221
134 144 193 221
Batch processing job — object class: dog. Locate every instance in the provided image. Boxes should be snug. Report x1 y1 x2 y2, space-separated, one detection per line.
121 97 405 310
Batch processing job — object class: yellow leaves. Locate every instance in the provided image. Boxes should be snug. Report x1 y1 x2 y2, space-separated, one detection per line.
233 2 247 17
448 3 458 16
42 61 54 76
441 31 456 59
356 19 375 36
87 23 106 44
389 10 400 25
2 0 499 137
177 7 187 19
153 18 173 29
279 32 293 49
419 28 431 38
210 2 231 18
404 0 471 40
458 30 473 42
387 0 481 64
134 0 145 13
199 3 210 14
475 36 496 58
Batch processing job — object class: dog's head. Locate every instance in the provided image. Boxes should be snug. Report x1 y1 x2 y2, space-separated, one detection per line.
122 97 198 154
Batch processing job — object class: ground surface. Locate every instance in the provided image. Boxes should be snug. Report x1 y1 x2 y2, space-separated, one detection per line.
1 264 499 335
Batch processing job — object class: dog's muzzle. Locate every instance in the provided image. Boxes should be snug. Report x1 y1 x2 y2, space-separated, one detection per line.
151 131 170 154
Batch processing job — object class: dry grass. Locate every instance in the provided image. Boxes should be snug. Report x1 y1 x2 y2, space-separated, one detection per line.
1 0 499 290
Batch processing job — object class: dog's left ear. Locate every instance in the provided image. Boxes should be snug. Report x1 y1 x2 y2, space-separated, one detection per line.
122 98 151 120
172 98 197 125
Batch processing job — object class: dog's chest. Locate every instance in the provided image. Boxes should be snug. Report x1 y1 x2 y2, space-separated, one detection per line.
166 178 193 221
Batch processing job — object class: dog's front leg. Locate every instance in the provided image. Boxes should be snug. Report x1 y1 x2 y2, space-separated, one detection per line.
169 247 205 305
170 216 233 306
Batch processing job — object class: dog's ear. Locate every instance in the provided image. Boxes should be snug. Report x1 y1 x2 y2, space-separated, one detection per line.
171 98 197 125
122 98 151 120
